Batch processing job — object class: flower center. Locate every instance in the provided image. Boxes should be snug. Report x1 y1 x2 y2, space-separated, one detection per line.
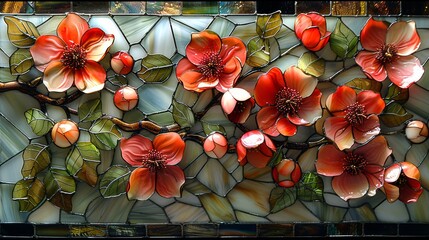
61 44 87 69
198 52 224 78
393 173 408 187
141 149 166 172
275 87 302 116
376 44 398 64
343 152 367 175
345 102 366 126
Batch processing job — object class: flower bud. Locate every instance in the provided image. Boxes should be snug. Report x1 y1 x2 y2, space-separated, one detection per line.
204 132 228 159
405 120 429 144
236 130 276 168
221 88 255 124
272 159 302 188
111 51 134 75
114 86 139 111
51 120 79 148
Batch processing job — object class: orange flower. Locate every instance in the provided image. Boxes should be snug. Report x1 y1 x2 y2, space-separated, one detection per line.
383 162 423 203
176 30 246 93
236 130 276 168
120 133 186 200
324 86 385 150
294 12 331 52
30 13 114 93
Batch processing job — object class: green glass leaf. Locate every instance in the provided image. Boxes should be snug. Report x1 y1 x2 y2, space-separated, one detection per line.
172 99 195 128
269 186 296 213
44 168 76 212
201 120 226 136
89 118 122 150
297 52 325 77
4 16 40 48
137 54 173 83
256 10 282 39
385 84 409 104
345 78 382 93
297 172 324 201
21 143 50 179
9 48 34 75
78 98 102 122
66 142 101 187
99 165 130 198
380 102 413 127
12 178 45 212
246 36 270 68
108 75 128 86
267 146 284 167
329 19 358 59
24 108 54 136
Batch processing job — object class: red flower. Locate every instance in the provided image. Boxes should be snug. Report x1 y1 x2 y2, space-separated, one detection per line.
355 17 424 88
254 66 322 137
294 12 331 52
383 162 423 203
176 30 246 93
316 135 392 201
221 87 255 124
30 13 114 93
236 130 276 168
324 85 385 150
272 159 302 188
120 132 186 200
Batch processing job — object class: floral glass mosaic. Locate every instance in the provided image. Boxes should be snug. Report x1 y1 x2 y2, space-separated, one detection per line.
1 1 429 238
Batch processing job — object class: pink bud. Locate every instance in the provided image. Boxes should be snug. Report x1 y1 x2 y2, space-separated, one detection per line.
221 88 254 124
272 159 302 188
405 120 429 144
111 51 134 75
204 132 228 159
113 86 139 111
51 120 79 148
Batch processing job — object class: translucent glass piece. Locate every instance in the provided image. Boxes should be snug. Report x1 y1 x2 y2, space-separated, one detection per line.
296 1 331 15
219 1 256 14
149 192 176 207
236 211 269 222
86 195 135 223
172 16 213 31
199 193 237 222
406 85 429 120
73 1 109 13
374 200 410 222
146 1 182 15
298 147 318 173
176 189 201 206
417 60 429 91
302 201 347 222
129 44 147 62
405 138 429 166
208 17 235 38
71 182 101 215
408 190 429 222
197 158 237 197
267 201 320 222
165 202 210 222
89 16 129 53
110 1 145 14
0 184 30 222
113 16 159 44
147 111 175 126
138 74 177 115
257 1 295 14
174 84 198 107
171 19 198 56
60 211 87 224
28 201 60 223
227 180 273 216
142 17 176 58
0 114 28 163
35 1 71 13
0 153 23 183
243 165 272 182
230 23 257 46
128 200 169 223
332 1 367 15
182 1 218 14
36 15 65 36
0 1 34 13
343 204 377 222
218 153 240 174
368 1 400 15
183 178 211 195
418 154 429 190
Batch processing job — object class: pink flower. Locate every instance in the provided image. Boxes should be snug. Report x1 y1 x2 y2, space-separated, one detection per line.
236 130 276 168
383 162 423 203
221 88 255 124
30 13 114 93
355 17 424 88
254 66 322 137
203 132 228 159
324 86 385 150
294 12 331 52
176 30 246 93
120 132 186 200
272 159 302 188
316 136 392 201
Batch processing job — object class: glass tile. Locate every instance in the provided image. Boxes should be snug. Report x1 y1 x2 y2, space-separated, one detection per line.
69 225 107 237
182 1 218 14
332 1 367 15
402 1 429 15
109 1 145 14
34 1 71 13
399 223 429 236
258 223 294 237
296 1 331 15
0 1 34 13
146 1 182 15
219 224 257 237
35 224 70 237
295 223 327 236
73 1 109 13
256 1 294 14
183 224 218 237
327 223 362 236
219 1 256 14
107 225 146 237
0 223 34 236
364 223 398 236
147 224 182 237
367 1 401 15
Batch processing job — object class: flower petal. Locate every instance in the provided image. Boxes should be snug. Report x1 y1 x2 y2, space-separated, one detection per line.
30 35 65 72
186 30 222 65
43 61 74 92
384 163 402 183
236 140 247 166
307 32 331 52
332 173 369 201
316 144 346 177
228 87 251 101
401 162 420 180
383 182 400 202
254 67 285 106
324 117 354 150
307 12 328 35
216 57 242 92
240 130 265 148
153 132 185 166
127 168 155 201
221 90 237 115
277 117 297 137
385 55 424 88
219 36 246 67
57 13 89 47
355 51 387 82
356 90 385 115
398 179 423 203
355 135 391 166
363 164 385 196
228 99 254 124
74 61 106 93
284 66 317 98
386 21 420 56
156 165 185 198
353 115 381 144
120 135 153 167
81 28 114 62
301 26 322 49
294 14 312 40
256 106 280 137
360 17 388 51
246 145 272 168
326 86 356 114
176 58 207 92
295 88 322 124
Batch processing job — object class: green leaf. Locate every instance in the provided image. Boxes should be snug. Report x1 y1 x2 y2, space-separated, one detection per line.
9 48 34 75
21 143 50 179
44 168 76 212
4 16 40 48
329 19 358 59
246 36 270 68
24 108 54 136
172 99 195 128
297 172 324 201
380 102 413 127
267 146 284 167
89 118 121 150
201 121 226 136
108 75 128 86
256 10 282 39
269 186 296 213
137 54 173 83
12 178 45 212
297 52 325 77
385 84 409 104
78 98 102 122
99 165 131 198
345 78 382 93
66 142 101 187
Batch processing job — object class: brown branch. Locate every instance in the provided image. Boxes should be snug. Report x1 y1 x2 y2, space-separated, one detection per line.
109 116 182 134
